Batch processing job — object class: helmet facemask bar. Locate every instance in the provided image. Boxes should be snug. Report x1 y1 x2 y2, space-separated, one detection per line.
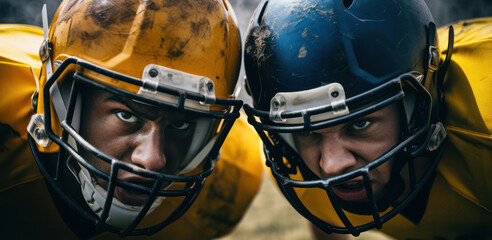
245 73 443 235
31 57 242 236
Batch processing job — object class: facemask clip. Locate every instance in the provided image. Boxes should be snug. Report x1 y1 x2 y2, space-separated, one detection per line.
139 64 216 110
27 113 52 147
428 46 440 72
269 82 349 124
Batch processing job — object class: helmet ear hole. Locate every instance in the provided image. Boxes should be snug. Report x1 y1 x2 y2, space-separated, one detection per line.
343 0 353 8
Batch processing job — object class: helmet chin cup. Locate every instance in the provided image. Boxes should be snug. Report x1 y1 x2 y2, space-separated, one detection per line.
78 165 163 228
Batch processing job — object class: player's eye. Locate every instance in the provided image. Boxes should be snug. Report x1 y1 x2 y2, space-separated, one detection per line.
170 121 190 130
348 120 371 131
116 111 139 123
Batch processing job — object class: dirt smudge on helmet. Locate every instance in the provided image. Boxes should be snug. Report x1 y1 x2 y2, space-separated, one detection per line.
81 30 102 41
86 0 137 28
140 1 161 31
167 37 191 58
141 16 154 31
145 0 161 11
57 0 83 24
190 18 211 39
161 0 184 8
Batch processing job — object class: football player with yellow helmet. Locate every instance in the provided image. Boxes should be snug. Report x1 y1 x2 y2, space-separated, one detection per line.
0 0 263 238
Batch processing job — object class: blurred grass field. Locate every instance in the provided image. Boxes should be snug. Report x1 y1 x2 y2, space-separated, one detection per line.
217 171 395 240
217 171 313 240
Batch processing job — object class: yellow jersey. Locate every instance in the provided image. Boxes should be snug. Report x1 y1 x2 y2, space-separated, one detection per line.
0 24 264 239
379 16 492 240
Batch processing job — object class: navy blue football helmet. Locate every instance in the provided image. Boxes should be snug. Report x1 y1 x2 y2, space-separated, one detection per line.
244 0 451 235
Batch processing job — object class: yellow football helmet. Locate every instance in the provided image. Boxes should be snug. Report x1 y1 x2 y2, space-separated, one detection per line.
27 0 242 237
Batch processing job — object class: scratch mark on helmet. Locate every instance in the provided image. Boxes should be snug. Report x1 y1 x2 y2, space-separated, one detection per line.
248 25 272 62
298 45 307 58
302 28 319 38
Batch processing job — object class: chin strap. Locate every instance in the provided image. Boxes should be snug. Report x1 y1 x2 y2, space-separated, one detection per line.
78 165 163 228
437 25 454 89
421 22 450 153
437 25 455 119
423 24 454 153
427 22 440 74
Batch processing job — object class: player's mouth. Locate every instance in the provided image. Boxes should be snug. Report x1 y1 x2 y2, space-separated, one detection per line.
332 180 369 201
115 179 155 206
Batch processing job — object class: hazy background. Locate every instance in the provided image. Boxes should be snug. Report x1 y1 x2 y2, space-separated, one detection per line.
2 0 492 29
1 0 490 239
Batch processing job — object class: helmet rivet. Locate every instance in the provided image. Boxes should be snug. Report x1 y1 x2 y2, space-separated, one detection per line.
272 100 281 108
331 91 339 98
149 68 158 78
207 82 214 91
34 128 46 140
